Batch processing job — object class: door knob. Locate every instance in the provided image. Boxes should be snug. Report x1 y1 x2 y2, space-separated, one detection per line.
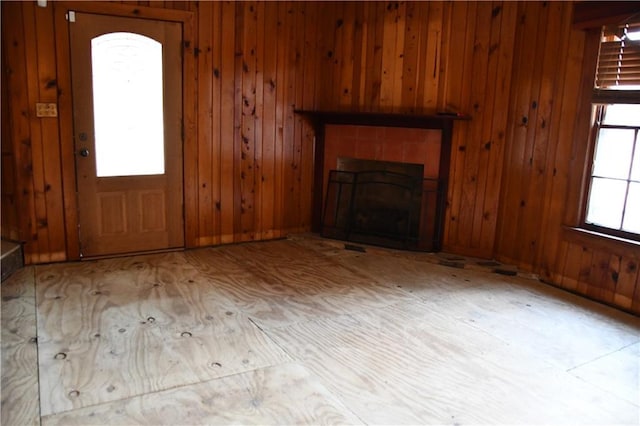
79 148 90 157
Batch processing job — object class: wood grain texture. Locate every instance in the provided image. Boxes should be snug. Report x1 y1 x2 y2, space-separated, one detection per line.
491 1 640 315
35 252 290 416
1 267 40 426
269 293 639 425
568 342 640 408
41 363 362 426
1 23 19 242
2 237 640 424
186 240 412 329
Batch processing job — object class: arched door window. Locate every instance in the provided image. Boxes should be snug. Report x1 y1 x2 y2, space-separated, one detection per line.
91 32 165 177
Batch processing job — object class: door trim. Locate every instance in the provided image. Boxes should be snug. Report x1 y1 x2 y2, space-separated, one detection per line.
53 2 196 260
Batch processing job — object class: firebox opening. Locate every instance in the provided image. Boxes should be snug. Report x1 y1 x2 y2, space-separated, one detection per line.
322 158 439 251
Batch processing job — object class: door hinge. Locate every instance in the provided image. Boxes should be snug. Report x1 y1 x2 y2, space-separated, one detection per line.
66 11 76 22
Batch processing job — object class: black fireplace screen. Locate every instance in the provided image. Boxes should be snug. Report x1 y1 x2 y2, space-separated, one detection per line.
322 169 441 251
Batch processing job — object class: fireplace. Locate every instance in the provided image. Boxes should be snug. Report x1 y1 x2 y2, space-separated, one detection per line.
323 158 431 250
295 110 468 251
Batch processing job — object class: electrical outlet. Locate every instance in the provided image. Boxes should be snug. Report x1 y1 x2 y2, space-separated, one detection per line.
36 103 58 117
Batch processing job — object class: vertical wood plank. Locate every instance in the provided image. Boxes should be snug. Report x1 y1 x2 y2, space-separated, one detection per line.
495 1 542 260
253 1 265 240
183 3 199 248
512 1 550 266
282 1 298 232
516 2 559 267
291 2 306 233
197 0 214 246
239 1 257 241
401 1 420 111
232 2 244 241
551 240 569 285
379 1 398 109
440 1 467 250
469 1 508 251
210 1 223 245
614 257 638 310
299 1 319 231
536 7 585 278
260 2 278 240
33 4 65 261
535 3 573 276
351 1 366 109
456 1 492 251
272 1 288 238
220 1 236 243
412 1 430 110
478 1 518 255
425 1 444 111
442 1 476 252
22 2 50 263
315 2 337 110
561 242 582 291
363 2 384 110
587 250 614 302
391 1 406 111
576 246 592 295
435 2 451 111
337 2 355 108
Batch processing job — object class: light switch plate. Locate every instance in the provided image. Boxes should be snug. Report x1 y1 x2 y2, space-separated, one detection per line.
36 103 58 117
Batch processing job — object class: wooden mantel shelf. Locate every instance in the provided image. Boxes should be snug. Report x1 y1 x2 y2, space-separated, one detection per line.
294 109 470 130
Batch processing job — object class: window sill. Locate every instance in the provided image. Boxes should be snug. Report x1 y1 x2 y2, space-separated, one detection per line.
563 226 640 259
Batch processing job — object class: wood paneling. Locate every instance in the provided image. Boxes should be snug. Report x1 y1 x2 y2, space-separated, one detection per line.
493 2 640 315
2 1 639 313
0 0 511 262
1 32 20 243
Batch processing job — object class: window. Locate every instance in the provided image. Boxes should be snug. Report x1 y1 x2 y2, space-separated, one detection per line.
91 32 165 177
583 22 640 241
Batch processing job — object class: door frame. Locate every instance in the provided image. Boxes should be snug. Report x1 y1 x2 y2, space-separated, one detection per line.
53 2 196 260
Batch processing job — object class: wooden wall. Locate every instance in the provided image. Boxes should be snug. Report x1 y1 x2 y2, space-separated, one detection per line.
191 1 317 246
1 1 638 314
1 39 20 243
494 3 640 314
2 1 67 262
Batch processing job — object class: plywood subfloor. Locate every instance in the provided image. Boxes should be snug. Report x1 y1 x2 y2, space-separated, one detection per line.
2 236 639 425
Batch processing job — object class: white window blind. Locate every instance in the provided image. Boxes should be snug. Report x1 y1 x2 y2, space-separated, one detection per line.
593 22 640 103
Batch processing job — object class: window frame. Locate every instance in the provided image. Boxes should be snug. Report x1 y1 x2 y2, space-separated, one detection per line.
581 103 640 242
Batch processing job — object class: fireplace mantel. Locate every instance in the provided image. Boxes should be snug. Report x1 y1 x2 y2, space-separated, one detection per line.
295 110 469 250
294 109 470 130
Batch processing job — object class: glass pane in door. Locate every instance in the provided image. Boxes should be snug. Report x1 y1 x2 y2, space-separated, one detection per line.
91 32 165 177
